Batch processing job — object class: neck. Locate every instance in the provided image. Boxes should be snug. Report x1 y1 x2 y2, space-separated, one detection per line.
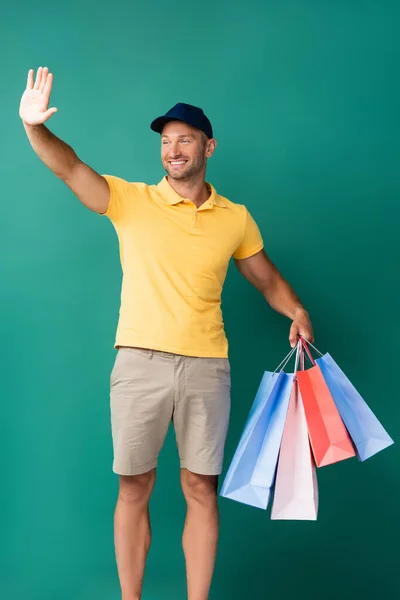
166 174 210 208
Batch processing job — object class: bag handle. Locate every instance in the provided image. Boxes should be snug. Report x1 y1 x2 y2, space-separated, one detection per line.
273 339 302 374
294 340 301 373
300 336 324 357
293 342 305 378
273 345 296 374
300 337 317 366
272 336 321 375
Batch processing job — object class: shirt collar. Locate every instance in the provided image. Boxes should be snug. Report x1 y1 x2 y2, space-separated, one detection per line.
157 176 227 209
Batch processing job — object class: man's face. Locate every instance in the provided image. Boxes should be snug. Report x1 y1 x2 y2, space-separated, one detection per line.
160 121 215 181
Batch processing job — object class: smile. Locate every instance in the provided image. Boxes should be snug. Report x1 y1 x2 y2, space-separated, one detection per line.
169 160 187 166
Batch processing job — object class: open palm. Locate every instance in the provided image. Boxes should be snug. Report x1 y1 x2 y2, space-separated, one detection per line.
19 67 58 126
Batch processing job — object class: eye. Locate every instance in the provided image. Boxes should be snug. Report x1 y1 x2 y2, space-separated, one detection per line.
162 140 169 145
181 139 190 144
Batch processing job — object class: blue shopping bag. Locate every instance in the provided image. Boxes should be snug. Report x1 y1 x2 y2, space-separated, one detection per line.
302 339 394 461
220 346 297 509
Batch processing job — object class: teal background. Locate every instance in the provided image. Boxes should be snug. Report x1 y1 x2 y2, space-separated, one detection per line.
1 1 399 598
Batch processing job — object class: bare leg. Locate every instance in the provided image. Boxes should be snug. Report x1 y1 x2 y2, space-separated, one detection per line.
114 469 156 600
180 469 219 600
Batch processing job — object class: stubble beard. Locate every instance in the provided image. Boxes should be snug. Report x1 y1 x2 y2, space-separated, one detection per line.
165 156 206 182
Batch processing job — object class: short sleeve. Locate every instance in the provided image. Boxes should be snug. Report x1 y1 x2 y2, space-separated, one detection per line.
100 174 133 222
233 207 264 259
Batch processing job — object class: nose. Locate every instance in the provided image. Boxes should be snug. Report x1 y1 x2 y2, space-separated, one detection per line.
169 140 182 157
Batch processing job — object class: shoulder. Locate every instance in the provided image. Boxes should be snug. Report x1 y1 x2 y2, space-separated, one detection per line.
100 176 155 221
102 175 150 195
215 191 248 220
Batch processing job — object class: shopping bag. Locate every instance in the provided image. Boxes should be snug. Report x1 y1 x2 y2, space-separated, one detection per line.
308 344 394 461
220 347 296 509
271 372 318 520
296 338 356 467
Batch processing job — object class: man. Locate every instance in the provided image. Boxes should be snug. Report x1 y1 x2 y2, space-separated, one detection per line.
20 66 314 600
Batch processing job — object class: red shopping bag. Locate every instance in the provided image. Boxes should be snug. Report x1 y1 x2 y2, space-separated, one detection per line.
296 338 355 467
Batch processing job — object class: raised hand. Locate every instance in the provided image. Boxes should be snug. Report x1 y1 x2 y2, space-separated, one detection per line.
19 67 58 126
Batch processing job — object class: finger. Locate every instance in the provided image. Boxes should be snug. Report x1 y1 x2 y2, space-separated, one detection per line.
39 66 49 93
43 72 54 99
34 66 43 90
27 69 34 89
303 330 314 343
289 328 298 348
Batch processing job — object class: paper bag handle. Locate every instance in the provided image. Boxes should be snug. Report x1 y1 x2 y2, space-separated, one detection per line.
273 339 303 374
300 336 324 357
300 337 316 366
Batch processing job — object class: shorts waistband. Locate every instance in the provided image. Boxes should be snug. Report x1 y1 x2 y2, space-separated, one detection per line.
118 346 176 360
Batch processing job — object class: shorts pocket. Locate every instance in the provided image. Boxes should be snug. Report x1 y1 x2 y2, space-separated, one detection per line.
210 358 231 386
110 350 122 385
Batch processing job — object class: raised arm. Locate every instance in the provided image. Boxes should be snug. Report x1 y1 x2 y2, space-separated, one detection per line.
19 67 110 214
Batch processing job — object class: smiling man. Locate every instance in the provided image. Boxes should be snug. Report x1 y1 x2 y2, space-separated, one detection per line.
20 67 314 600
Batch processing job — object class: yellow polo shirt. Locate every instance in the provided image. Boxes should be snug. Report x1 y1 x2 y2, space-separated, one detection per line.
100 175 264 357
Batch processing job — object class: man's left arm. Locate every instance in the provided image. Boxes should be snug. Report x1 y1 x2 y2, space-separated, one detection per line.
234 249 314 348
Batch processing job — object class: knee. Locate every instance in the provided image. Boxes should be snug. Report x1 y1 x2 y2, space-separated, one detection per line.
118 469 156 504
180 469 218 506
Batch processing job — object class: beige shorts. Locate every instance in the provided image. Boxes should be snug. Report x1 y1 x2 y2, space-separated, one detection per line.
110 347 231 476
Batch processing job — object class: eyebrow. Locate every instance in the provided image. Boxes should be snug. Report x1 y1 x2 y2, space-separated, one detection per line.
161 133 196 139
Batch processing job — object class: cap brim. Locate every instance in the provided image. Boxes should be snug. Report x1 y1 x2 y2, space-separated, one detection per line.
150 116 189 133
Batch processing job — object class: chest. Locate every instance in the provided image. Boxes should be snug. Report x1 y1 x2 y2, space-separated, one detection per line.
119 201 242 275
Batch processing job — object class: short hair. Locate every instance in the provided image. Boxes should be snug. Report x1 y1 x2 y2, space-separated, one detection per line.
200 130 209 147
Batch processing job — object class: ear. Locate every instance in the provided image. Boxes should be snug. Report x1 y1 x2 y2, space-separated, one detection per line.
206 138 217 158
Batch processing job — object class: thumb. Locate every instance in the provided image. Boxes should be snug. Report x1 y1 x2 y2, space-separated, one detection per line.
43 107 58 120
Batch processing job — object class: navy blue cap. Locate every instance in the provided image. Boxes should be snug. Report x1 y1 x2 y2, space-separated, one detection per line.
150 102 213 139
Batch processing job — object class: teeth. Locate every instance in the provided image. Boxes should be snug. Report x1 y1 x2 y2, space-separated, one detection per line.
171 160 186 164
